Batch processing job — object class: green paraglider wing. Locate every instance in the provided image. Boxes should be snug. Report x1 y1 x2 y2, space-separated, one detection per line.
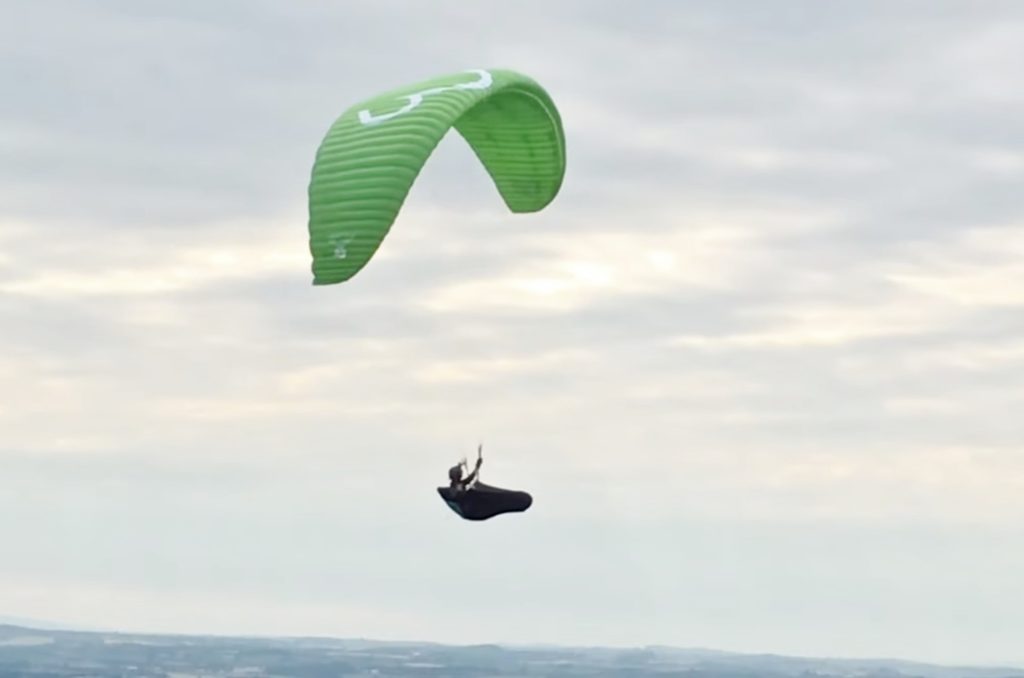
307 68 566 285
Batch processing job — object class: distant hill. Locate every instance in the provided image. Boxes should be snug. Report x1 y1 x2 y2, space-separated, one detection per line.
0 616 86 631
0 622 1020 678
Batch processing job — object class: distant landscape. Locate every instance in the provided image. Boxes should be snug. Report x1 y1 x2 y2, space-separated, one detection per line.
1 623 1021 678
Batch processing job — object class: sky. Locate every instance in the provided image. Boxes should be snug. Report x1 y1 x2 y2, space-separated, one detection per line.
2 0 1024 667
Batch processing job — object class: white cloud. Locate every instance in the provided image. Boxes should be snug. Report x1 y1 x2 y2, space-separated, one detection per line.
885 222 1024 307
0 574 425 641
0 220 305 298
412 348 596 384
668 298 952 350
421 205 838 314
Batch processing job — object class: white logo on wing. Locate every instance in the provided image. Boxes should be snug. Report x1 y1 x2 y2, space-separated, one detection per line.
330 234 355 259
358 69 493 126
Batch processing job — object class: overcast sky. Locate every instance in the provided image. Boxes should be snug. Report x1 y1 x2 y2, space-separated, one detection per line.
3 0 1024 666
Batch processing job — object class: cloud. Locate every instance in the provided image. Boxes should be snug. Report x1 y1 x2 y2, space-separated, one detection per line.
885 222 1024 307
419 202 841 315
0 220 304 298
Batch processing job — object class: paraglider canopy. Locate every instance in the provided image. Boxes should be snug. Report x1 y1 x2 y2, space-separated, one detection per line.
307 68 566 285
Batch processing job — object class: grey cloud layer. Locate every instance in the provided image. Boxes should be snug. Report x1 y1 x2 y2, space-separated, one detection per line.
3 0 1024 665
